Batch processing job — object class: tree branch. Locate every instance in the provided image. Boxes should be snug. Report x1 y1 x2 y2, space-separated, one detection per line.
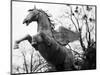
70 6 79 32
22 52 28 73
30 53 33 73
85 20 91 47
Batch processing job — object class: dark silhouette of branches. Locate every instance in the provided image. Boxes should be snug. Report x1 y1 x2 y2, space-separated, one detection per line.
30 52 33 73
65 5 96 69
22 52 29 73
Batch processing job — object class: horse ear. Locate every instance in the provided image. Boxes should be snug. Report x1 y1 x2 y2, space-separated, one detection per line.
28 5 36 12
53 26 80 46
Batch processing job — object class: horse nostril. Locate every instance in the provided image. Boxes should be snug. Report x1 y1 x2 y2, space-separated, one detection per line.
23 20 29 26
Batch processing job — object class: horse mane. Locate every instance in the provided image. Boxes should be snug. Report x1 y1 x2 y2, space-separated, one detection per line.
38 9 55 31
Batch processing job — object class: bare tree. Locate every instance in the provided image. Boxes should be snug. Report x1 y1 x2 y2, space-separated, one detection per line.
64 5 96 69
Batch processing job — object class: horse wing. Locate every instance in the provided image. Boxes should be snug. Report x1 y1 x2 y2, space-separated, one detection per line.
53 26 80 46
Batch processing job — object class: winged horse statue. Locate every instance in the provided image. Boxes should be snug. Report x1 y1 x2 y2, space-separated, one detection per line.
14 6 80 71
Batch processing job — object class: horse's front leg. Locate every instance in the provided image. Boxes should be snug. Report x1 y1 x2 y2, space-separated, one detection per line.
14 34 32 49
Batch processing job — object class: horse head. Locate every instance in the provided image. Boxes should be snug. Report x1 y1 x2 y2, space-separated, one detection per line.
23 6 40 26
23 6 54 37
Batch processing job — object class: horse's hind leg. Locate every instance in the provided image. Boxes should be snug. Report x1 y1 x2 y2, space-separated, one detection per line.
14 34 32 49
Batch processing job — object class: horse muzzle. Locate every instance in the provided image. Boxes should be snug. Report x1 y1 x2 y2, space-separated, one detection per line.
23 19 30 26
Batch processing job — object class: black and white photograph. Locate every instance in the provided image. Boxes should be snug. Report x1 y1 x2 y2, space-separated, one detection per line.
11 0 96 74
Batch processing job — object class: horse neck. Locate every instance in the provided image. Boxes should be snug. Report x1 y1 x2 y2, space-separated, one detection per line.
37 14 52 36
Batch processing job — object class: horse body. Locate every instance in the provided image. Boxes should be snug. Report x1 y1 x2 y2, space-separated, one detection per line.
14 7 80 71
32 32 74 70
41 32 74 70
